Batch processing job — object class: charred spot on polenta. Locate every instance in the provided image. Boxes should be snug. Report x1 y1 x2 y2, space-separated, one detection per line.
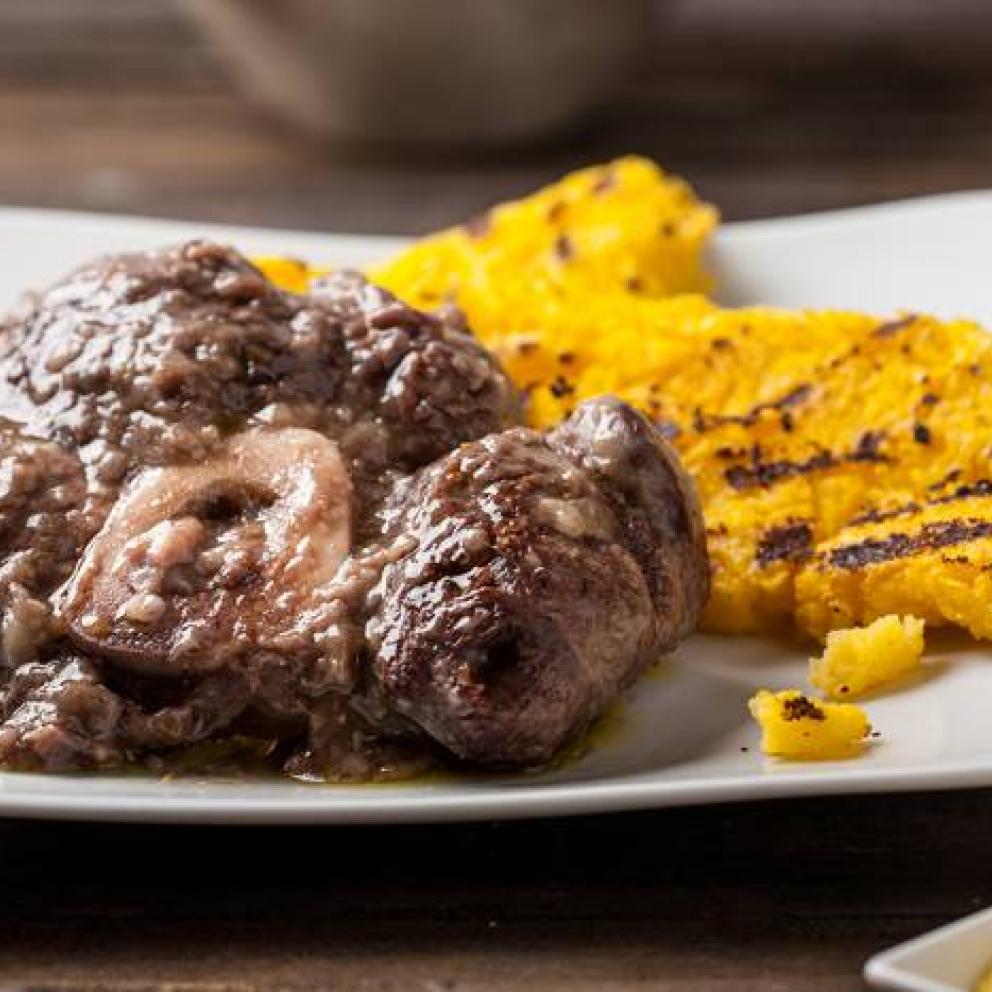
756 521 814 567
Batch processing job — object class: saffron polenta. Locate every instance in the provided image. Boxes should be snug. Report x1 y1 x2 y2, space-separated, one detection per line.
809 615 925 699
369 155 718 322
748 690 871 760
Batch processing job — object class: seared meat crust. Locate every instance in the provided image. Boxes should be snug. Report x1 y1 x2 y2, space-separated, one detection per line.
370 397 708 765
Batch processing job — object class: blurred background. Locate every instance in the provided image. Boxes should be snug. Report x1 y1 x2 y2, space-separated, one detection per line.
3 0 992 234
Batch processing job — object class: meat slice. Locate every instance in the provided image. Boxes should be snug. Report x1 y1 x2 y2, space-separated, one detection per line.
0 421 96 670
0 656 124 771
0 654 253 772
368 397 708 766
309 270 521 477
548 395 710 633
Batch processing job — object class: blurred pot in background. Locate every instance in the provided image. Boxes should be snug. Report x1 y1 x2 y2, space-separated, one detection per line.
180 0 651 148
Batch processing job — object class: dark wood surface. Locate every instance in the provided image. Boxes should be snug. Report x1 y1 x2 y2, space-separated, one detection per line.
3 790 992 991
5 2 992 988
5 1 992 235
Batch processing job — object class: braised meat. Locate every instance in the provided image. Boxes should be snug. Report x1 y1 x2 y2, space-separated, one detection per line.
0 241 707 777
370 397 708 765
0 422 93 667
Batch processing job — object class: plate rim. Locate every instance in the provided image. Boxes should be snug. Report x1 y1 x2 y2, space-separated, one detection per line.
3 754 992 823
864 904 992 991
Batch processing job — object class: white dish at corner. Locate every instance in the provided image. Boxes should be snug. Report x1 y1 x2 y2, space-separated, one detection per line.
1 195 992 822
866 905 992 992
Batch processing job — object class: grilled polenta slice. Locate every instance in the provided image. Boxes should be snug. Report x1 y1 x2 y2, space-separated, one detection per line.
497 296 992 637
368 155 718 336
798 494 992 639
683 311 992 637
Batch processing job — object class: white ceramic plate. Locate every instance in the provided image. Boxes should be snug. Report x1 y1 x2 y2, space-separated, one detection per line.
866 904 992 991
2 195 992 823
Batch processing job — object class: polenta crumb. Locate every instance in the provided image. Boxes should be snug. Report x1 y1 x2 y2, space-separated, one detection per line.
975 966 992 992
748 689 871 760
810 614 925 699
253 255 327 294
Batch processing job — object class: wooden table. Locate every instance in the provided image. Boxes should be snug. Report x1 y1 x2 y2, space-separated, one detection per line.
1 789 990 991
5 2 992 988
6 1 992 235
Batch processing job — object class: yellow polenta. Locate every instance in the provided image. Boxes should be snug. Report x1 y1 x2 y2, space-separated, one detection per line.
250 255 320 295
748 690 870 760
261 159 992 643
368 155 718 320
809 615 925 698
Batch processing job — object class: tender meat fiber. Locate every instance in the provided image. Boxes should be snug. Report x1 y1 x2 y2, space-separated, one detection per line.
0 242 707 778
0 420 98 673
0 656 124 771
369 397 708 765
0 420 91 596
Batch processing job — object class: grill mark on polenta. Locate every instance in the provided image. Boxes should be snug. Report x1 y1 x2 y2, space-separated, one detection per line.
872 314 918 338
725 451 834 489
692 383 813 432
813 316 921 381
781 695 826 721
849 479 992 527
849 502 922 526
748 383 813 416
463 211 492 239
827 518 992 569
553 235 574 262
725 441 890 491
929 469 963 492
756 521 814 566
854 430 887 458
940 479 992 501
